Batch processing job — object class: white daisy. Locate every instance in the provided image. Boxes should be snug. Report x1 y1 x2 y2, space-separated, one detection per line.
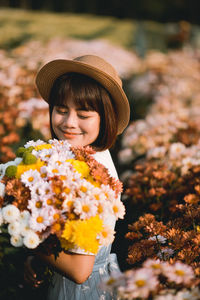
73 197 98 219
101 185 116 202
90 187 107 202
23 230 40 249
62 194 75 212
33 148 53 161
8 221 21 236
41 194 55 207
30 181 53 199
143 259 163 275
169 143 186 159
50 139 74 158
18 211 31 236
20 223 32 237
45 161 67 177
24 139 45 148
21 169 42 187
110 198 125 219
98 225 115 246
19 210 30 224
76 180 96 197
2 204 20 223
39 165 48 180
46 151 64 164
29 207 54 232
62 180 77 197
100 272 123 294
96 200 111 219
162 261 194 285
10 235 23 247
125 268 158 299
70 171 83 182
60 168 80 186
28 196 44 212
60 149 74 160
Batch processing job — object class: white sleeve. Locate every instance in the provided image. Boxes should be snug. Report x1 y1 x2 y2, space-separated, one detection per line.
92 150 119 180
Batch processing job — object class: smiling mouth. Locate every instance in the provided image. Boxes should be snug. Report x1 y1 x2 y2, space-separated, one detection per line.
62 131 82 136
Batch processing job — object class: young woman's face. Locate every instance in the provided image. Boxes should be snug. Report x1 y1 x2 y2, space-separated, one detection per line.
51 98 100 147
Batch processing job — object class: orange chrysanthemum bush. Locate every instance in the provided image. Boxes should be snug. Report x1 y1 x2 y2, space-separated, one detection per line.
105 164 198 299
0 93 20 163
0 49 49 165
111 48 200 298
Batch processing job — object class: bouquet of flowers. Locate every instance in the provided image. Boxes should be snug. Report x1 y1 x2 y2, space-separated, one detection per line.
0 139 124 256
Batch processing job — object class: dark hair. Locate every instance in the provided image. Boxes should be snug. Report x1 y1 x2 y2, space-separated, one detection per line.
48 73 118 151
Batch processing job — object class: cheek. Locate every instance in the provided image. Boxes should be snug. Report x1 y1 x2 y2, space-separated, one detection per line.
89 118 100 135
52 112 61 128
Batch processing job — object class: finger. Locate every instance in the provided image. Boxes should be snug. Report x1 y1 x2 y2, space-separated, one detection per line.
24 277 42 288
25 256 37 277
24 269 37 285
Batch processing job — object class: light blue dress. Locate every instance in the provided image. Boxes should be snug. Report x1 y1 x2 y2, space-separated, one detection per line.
47 247 120 300
47 150 121 300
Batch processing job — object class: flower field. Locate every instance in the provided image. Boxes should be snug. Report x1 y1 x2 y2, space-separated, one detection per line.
114 48 200 298
1 9 200 299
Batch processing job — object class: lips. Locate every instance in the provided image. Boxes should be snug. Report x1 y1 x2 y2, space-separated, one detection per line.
63 131 82 135
61 130 83 139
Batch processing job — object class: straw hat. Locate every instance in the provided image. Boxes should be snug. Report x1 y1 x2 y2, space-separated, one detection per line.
36 55 130 134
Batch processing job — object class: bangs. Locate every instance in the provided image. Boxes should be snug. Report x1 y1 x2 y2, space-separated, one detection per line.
51 73 103 113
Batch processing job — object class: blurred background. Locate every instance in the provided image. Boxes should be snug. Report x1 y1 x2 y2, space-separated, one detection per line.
1 0 200 23
1 1 200 299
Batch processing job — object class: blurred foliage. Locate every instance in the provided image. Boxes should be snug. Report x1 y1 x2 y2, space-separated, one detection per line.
0 0 200 25
0 8 135 50
1 8 200 54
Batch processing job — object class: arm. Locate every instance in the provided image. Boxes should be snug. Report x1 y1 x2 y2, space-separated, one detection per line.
35 251 95 284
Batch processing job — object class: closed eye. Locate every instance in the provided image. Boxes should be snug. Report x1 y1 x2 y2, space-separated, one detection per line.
78 114 89 119
55 107 68 115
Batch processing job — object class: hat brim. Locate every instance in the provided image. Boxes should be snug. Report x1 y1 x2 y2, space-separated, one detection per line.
36 59 130 134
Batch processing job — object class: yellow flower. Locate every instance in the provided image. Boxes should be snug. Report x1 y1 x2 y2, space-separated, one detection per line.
67 159 90 178
60 238 74 250
34 144 52 151
16 159 45 178
66 159 100 187
60 215 103 254
87 175 100 187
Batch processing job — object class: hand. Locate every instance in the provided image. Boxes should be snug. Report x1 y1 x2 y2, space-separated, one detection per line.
24 256 43 288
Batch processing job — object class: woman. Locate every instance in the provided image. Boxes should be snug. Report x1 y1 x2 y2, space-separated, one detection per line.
24 54 130 299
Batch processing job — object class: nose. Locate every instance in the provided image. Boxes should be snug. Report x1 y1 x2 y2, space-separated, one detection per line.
63 111 77 128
